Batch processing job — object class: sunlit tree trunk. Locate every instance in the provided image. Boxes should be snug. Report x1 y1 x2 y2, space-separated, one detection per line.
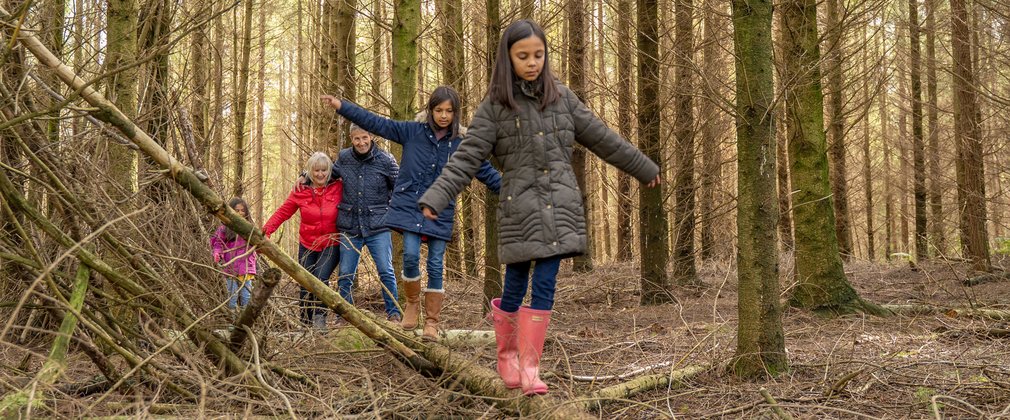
730 0 787 378
254 3 266 222
328 0 357 144
637 0 672 304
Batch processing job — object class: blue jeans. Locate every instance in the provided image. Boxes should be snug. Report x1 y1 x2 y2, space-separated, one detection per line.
402 231 448 291
226 277 252 309
298 244 340 324
499 256 564 312
338 231 400 317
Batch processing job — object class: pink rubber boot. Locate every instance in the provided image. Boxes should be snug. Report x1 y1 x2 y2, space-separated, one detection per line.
517 306 551 395
491 298 521 389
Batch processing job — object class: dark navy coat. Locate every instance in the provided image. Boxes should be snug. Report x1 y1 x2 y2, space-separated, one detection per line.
331 145 398 238
337 101 501 241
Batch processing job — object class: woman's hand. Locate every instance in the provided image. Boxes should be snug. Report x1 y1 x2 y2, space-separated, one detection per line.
422 206 438 221
320 95 342 110
645 175 661 188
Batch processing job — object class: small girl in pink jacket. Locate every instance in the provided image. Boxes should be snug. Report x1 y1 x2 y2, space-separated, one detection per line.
210 198 258 309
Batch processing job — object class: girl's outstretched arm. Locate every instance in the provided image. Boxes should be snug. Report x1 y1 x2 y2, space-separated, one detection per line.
262 191 299 238
418 100 499 216
474 161 502 194
562 85 660 183
321 95 413 145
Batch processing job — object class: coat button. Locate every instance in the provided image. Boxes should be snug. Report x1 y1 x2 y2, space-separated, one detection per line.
507 196 512 200
543 169 548 174
552 241 558 245
547 204 552 209
538 131 544 136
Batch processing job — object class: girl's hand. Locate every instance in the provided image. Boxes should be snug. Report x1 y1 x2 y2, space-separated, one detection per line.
320 95 342 110
421 206 438 221
645 175 661 188
213 253 222 263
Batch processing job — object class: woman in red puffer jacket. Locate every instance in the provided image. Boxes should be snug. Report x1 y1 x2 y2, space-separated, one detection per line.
263 152 343 329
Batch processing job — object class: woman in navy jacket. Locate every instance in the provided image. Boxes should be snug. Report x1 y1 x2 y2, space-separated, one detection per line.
322 86 501 339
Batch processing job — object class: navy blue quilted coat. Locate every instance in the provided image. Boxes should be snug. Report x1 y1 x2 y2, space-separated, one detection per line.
332 145 398 238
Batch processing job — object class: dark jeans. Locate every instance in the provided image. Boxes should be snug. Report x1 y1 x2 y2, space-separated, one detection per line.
298 244 340 324
499 256 563 312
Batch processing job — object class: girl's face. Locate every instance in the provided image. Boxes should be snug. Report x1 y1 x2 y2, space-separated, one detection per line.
311 164 330 186
431 100 454 129
233 203 248 218
509 35 546 82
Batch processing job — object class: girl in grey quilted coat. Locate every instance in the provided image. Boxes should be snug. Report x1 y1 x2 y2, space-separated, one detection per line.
417 19 661 396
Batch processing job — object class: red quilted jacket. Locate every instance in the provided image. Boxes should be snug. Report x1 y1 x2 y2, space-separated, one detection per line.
263 181 343 251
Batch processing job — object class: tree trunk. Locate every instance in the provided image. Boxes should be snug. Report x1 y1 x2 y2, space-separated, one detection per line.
925 0 943 256
328 0 357 145
104 0 139 199
254 2 266 222
138 0 173 204
824 0 852 260
950 0 991 271
880 30 893 259
779 0 881 315
568 0 594 273
392 0 420 288
699 0 724 260
637 0 672 305
233 0 254 197
862 29 874 261
482 0 502 315
907 0 928 261
189 0 208 155
671 0 698 286
730 0 788 378
616 0 635 261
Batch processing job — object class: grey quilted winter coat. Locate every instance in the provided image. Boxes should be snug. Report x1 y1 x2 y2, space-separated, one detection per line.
418 80 660 265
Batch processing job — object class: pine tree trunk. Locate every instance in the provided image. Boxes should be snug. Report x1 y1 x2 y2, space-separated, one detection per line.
730 0 788 378
616 0 635 261
637 0 671 304
105 0 139 198
671 0 698 285
824 0 852 260
328 0 357 144
254 4 266 223
880 32 893 259
862 29 874 261
392 0 420 285
189 0 208 154
950 0 991 272
907 0 928 261
568 0 594 273
233 0 254 197
925 0 943 256
482 0 502 315
138 0 173 204
779 0 879 315
699 0 725 260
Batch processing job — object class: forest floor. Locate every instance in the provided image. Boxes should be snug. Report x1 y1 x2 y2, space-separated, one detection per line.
6 256 1010 418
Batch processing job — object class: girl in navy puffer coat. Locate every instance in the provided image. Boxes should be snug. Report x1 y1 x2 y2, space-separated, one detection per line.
322 86 501 340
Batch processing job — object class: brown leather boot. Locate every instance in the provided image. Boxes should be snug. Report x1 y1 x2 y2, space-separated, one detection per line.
422 291 444 341
400 278 422 330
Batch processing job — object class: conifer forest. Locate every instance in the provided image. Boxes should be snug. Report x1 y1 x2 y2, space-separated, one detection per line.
2 0 1010 417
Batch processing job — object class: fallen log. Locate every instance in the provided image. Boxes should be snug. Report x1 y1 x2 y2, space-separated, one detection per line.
883 304 1010 321
228 266 281 351
582 364 709 411
0 265 89 416
962 271 1010 287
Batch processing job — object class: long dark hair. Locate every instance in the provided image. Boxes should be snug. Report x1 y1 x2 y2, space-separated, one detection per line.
427 86 461 138
487 19 559 111
224 197 253 242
